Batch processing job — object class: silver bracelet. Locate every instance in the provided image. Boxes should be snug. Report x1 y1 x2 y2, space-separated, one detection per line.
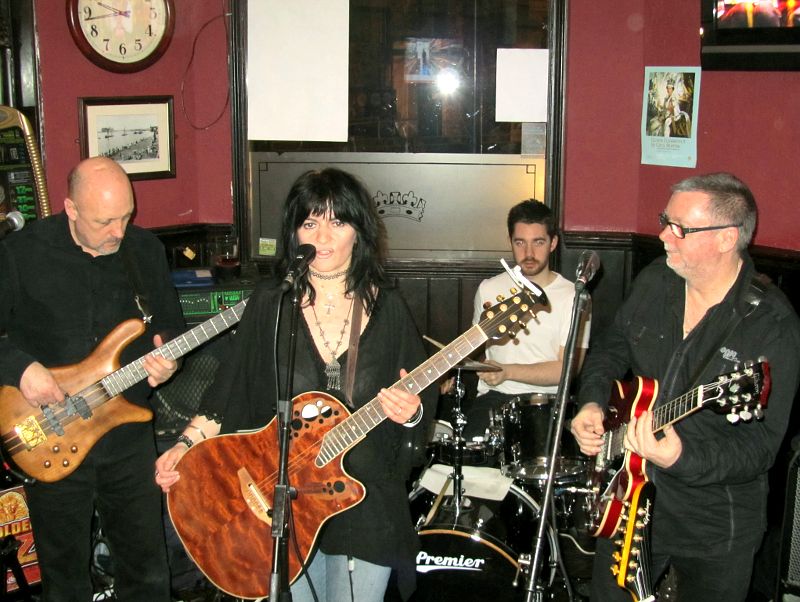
403 405 424 428
187 424 207 439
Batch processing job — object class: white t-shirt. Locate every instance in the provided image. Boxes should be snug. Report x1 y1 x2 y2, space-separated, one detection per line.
472 271 591 396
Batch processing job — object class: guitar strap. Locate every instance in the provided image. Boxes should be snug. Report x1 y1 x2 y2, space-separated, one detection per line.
120 241 153 323
344 296 363 407
685 273 767 389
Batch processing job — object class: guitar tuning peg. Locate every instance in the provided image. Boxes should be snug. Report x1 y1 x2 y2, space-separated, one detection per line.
493 295 506 303
726 412 740 424
739 409 753 421
509 287 519 295
754 405 765 420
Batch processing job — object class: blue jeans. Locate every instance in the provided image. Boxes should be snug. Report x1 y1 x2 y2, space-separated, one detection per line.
290 551 391 602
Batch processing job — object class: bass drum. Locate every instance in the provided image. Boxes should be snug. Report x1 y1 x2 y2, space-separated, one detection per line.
408 479 557 601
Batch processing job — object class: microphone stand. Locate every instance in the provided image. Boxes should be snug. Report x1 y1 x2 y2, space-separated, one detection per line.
523 284 591 602
269 283 302 602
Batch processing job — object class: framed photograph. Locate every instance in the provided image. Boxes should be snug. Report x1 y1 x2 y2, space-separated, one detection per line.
79 96 175 180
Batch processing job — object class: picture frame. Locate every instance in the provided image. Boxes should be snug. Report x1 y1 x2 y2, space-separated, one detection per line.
78 96 175 180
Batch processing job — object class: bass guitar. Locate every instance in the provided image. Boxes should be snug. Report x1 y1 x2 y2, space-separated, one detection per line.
167 288 546 600
0 299 249 482
588 360 770 539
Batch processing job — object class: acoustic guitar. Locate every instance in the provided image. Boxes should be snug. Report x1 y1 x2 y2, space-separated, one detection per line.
166 289 546 599
0 299 248 482
587 360 770 540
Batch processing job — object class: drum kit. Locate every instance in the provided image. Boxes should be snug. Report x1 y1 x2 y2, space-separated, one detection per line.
408 357 595 601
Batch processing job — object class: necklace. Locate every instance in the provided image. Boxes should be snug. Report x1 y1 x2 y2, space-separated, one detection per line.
311 295 355 390
310 268 348 281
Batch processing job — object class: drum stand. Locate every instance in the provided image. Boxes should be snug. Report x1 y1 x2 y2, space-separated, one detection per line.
421 366 470 527
446 367 468 521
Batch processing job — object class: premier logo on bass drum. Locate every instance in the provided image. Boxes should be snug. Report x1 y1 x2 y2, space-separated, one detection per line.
415 551 488 573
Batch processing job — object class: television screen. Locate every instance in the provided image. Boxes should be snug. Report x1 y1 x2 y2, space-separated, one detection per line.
701 1 800 70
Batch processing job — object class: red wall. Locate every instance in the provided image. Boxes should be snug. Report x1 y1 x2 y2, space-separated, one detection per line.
35 0 233 228
564 0 800 251
35 1 799 250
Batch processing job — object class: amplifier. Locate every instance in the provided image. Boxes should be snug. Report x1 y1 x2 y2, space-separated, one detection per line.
173 265 259 325
177 286 255 325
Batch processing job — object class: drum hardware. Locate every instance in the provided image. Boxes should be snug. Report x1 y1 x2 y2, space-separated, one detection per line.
514 553 530 587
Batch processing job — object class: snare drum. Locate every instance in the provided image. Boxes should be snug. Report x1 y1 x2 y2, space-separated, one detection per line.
500 394 585 484
409 467 557 601
428 420 500 468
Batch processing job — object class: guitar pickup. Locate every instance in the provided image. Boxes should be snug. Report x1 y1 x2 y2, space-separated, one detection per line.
14 416 48 450
64 395 92 420
42 405 65 436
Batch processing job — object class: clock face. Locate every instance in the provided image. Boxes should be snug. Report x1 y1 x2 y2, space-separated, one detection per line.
67 0 175 73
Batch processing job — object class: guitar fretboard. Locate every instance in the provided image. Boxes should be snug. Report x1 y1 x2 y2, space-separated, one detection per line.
315 290 540 466
101 299 249 398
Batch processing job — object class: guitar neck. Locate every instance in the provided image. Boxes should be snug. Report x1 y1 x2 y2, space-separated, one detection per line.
316 324 488 465
101 299 249 397
604 382 715 461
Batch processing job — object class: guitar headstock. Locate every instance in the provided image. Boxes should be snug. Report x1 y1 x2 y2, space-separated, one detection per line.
706 359 771 423
611 482 656 602
478 287 547 341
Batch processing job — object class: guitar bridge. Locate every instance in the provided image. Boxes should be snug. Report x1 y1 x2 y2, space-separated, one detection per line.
237 467 272 526
14 416 47 450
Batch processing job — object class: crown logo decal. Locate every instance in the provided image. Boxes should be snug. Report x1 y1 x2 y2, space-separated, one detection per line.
373 190 426 222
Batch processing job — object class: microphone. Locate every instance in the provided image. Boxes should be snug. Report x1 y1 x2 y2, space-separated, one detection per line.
575 250 600 291
280 244 316 292
0 211 25 241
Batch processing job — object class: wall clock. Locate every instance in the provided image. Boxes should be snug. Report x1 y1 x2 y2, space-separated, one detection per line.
67 0 175 73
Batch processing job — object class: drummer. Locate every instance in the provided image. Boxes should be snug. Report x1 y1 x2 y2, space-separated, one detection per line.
463 200 591 439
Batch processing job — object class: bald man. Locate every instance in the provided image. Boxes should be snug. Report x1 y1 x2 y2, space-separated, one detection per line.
0 157 184 600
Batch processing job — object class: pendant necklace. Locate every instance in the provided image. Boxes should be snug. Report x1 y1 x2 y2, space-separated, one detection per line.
311 294 355 390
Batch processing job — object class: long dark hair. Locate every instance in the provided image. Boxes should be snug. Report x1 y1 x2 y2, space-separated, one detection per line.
277 168 388 313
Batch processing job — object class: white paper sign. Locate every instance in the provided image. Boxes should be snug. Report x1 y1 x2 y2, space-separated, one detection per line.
496 48 549 123
248 0 349 142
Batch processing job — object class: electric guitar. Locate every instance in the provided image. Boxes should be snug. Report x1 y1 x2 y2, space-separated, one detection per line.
587 360 770 539
166 288 546 600
611 481 656 602
0 299 249 482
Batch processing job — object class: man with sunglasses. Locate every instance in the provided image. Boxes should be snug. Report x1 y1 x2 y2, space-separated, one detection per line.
571 172 800 601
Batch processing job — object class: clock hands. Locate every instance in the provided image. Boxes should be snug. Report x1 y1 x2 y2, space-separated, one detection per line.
84 2 131 20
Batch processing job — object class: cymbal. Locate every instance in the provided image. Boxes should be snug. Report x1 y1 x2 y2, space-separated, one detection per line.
454 359 502 372
423 335 502 373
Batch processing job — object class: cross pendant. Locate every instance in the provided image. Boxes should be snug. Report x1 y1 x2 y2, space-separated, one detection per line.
323 299 336 315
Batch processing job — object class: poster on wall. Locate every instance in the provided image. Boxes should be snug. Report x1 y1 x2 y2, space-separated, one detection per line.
641 66 701 168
